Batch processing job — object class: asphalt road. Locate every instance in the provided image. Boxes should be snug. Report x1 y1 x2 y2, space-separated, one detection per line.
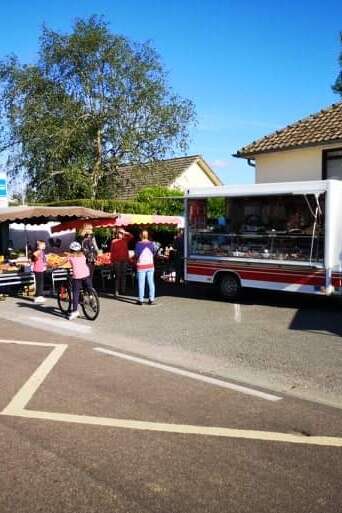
1 282 342 407
1 319 342 513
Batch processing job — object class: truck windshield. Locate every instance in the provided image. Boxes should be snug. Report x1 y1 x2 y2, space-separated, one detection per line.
187 193 325 264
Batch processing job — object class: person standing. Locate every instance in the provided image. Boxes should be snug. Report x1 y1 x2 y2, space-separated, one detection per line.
32 240 47 303
110 228 133 296
174 229 185 284
135 230 156 305
82 232 99 284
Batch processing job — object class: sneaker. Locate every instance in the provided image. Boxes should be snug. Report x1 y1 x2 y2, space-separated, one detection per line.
148 299 156 305
136 300 144 306
34 296 46 304
68 311 80 320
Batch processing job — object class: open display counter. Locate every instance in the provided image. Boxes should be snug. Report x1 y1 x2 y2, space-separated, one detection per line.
190 232 324 263
188 192 325 265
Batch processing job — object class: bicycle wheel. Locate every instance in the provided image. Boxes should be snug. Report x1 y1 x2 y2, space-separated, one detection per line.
81 288 100 321
57 283 72 314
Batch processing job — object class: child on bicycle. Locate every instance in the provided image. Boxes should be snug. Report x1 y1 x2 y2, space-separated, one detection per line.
67 241 92 320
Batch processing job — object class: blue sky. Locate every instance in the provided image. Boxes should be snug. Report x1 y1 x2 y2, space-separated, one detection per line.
0 0 341 184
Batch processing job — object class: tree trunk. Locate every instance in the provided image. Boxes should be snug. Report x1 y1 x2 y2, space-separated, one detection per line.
92 128 102 199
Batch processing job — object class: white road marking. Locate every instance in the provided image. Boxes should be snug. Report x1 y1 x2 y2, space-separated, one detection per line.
1 341 68 414
233 303 241 323
4 408 342 447
1 339 342 447
0 339 63 348
29 316 91 334
94 347 282 402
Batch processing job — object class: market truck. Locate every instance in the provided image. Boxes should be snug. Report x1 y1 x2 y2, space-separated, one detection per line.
184 180 342 299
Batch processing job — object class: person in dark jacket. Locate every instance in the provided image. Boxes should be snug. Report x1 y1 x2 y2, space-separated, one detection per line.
174 229 184 284
82 233 99 284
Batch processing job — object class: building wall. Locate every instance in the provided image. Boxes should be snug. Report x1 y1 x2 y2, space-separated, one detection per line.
171 162 217 190
255 143 342 183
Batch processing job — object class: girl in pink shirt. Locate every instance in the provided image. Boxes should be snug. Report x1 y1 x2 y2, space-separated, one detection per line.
67 242 92 320
32 240 47 303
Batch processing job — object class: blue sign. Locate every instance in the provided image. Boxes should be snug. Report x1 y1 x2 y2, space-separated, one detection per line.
0 178 6 197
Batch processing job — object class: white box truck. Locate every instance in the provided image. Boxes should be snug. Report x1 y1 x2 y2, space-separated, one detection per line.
184 180 342 298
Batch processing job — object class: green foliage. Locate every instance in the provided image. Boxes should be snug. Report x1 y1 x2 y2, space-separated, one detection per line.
333 32 342 95
42 198 147 213
136 186 184 215
207 197 226 219
36 185 185 215
0 15 196 201
38 187 184 216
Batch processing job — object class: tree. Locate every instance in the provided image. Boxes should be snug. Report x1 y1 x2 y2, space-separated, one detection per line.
332 32 342 95
0 16 196 201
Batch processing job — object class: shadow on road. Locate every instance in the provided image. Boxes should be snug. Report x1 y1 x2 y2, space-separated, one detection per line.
155 282 342 338
9 280 341 337
16 301 66 319
289 308 342 337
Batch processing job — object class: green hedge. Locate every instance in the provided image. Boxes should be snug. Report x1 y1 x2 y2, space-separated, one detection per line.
35 197 184 216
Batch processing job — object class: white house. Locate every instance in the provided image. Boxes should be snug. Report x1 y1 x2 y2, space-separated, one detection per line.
234 102 342 183
115 155 223 198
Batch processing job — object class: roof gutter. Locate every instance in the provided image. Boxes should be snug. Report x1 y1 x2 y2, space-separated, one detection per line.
247 158 255 167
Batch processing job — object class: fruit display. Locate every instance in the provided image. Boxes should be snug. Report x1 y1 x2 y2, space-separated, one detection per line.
96 252 111 266
46 252 71 269
0 263 20 273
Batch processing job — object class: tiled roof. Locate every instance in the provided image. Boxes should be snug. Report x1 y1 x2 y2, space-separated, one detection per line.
114 155 222 198
234 102 342 158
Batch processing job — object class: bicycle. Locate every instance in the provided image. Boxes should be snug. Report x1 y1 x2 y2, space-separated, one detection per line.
57 276 100 321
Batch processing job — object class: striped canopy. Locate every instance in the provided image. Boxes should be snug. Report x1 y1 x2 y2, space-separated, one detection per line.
115 214 184 227
51 214 184 233
51 217 117 233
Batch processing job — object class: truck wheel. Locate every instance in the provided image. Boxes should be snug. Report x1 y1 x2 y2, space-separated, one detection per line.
219 274 241 300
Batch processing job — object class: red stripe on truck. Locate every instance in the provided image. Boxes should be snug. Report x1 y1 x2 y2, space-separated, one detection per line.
187 265 325 286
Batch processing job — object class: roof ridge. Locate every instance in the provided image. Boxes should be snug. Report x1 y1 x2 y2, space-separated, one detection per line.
118 154 201 169
235 101 342 157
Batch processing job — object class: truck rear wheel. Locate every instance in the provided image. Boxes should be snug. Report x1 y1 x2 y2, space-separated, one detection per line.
218 273 241 300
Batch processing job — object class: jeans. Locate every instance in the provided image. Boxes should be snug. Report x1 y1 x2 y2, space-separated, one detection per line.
137 270 155 302
72 277 92 312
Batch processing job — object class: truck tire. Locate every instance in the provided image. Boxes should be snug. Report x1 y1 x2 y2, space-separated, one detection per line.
218 273 241 300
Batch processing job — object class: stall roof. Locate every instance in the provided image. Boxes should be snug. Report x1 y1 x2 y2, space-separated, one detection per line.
115 214 184 227
0 206 111 224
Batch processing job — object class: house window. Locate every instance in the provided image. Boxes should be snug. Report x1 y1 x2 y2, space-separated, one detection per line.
323 148 342 179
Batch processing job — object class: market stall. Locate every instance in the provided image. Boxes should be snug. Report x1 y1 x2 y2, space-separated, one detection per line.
53 213 184 289
51 216 118 291
112 214 184 283
0 208 185 296
0 206 114 295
